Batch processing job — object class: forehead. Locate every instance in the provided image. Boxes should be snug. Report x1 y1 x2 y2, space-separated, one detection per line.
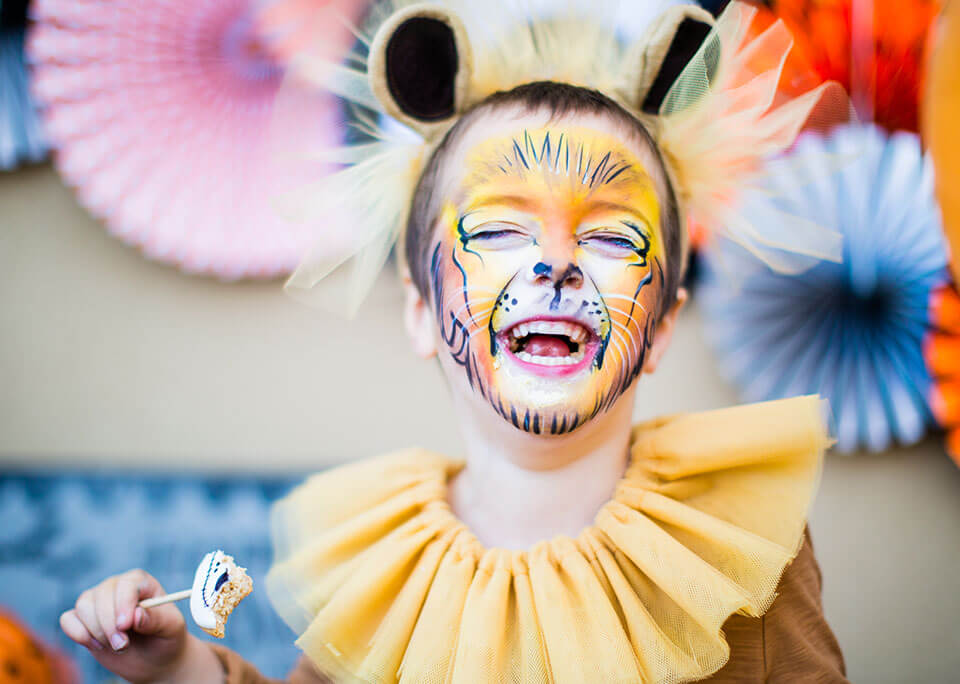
439 109 661 202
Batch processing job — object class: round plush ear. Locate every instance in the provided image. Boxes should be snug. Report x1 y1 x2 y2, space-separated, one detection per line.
0 0 29 28
368 4 473 137
627 5 716 114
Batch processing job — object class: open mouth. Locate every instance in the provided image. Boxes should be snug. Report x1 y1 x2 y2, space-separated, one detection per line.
499 319 599 372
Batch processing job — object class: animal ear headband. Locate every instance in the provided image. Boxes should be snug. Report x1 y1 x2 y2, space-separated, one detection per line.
280 1 849 315
366 3 713 132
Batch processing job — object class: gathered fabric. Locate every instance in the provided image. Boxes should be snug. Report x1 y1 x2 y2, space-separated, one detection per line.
266 396 828 684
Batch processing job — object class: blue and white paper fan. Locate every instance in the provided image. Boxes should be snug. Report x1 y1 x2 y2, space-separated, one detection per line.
699 124 949 453
1 3 47 170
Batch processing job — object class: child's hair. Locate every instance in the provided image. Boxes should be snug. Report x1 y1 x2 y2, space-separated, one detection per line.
404 81 684 320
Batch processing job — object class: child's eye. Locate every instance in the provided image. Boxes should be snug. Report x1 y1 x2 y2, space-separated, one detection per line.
578 233 644 259
466 224 532 249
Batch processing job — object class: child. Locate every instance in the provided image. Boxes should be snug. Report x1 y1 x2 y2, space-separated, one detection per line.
60 2 848 682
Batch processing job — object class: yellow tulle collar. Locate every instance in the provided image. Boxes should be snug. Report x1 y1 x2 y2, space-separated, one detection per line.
266 396 828 684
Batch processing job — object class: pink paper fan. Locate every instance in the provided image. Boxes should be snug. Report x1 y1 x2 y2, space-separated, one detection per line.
255 0 369 64
28 0 354 279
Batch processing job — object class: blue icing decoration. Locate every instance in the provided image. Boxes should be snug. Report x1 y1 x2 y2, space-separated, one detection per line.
215 570 230 592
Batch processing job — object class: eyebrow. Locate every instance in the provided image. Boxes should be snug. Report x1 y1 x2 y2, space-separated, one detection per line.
580 202 656 236
464 196 655 233
463 194 536 212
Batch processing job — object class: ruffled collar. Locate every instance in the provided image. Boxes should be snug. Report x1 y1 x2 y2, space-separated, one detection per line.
266 396 828 684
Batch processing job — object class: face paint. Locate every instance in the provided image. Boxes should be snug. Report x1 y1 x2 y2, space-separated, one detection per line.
430 124 666 434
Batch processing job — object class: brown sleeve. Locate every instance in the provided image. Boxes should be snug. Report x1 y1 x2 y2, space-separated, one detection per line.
761 529 848 683
710 529 847 682
210 645 333 684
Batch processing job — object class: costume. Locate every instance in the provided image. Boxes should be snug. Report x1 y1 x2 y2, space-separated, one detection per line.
215 2 851 682
208 398 845 683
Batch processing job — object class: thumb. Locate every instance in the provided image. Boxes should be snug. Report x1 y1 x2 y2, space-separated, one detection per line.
133 604 184 639
132 578 186 639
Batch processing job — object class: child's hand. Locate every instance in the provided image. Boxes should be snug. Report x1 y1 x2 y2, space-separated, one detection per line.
60 569 198 683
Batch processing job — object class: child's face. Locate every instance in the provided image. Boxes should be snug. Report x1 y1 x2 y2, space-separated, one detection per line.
414 111 672 435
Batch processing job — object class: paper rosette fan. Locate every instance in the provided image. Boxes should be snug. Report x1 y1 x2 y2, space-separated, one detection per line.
27 0 353 279
925 284 960 466
255 0 370 64
1 1 47 169
745 0 941 134
699 124 949 453
925 0 960 284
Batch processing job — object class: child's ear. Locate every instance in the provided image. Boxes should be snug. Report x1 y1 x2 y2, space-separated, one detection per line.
368 4 473 137
402 270 439 359
628 5 715 114
642 287 687 375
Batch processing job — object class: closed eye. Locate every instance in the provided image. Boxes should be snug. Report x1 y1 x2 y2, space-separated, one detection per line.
463 223 533 250
595 236 635 249
473 229 524 240
578 232 647 260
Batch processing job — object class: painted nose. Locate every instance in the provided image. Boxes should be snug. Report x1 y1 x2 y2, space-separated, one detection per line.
532 261 584 289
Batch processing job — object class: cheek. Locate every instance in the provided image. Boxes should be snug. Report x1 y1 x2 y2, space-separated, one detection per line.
580 252 643 297
453 248 533 303
581 253 658 349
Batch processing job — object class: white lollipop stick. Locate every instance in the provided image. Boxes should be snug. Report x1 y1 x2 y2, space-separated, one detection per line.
139 589 192 608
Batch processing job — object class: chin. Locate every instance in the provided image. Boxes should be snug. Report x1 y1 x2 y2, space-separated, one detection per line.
481 370 624 436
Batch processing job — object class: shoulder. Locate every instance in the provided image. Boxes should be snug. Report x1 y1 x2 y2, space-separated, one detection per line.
747 530 848 682
268 447 461 554
713 531 847 682
279 448 461 512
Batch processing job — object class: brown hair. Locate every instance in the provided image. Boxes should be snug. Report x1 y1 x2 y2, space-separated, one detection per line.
404 81 683 319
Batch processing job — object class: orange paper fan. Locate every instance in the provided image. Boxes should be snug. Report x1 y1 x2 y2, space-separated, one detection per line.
925 283 960 466
925 0 960 284
752 0 941 133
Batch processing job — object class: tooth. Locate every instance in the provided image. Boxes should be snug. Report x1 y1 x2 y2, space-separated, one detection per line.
517 351 534 362
519 323 530 337
571 326 586 343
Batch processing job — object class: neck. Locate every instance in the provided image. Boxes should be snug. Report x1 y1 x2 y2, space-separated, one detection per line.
448 390 637 550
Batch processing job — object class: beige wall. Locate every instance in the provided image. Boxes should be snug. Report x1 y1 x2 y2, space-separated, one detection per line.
3 165 960 681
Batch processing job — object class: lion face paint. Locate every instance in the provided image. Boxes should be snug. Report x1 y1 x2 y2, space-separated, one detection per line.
429 124 666 434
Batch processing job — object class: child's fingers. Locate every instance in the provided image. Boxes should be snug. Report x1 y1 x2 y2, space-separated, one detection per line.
114 570 149 633
94 580 128 651
73 590 109 650
126 570 185 639
60 609 104 651
130 568 167 601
